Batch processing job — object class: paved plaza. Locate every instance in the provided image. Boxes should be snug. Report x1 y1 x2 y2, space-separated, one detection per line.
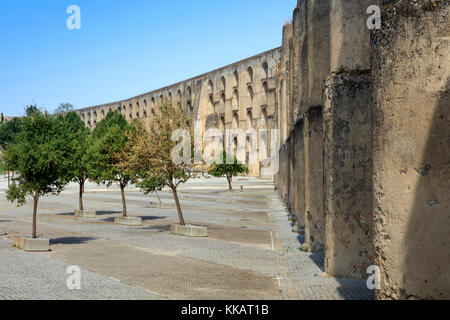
0 175 373 300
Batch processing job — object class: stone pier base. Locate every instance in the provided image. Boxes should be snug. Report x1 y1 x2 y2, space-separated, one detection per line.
170 224 208 237
74 210 96 218
13 236 50 252
323 72 374 279
304 107 325 252
114 217 143 226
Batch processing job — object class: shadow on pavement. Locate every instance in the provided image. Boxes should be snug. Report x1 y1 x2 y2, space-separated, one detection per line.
95 211 122 216
140 216 168 222
50 237 96 245
142 225 171 232
100 216 167 223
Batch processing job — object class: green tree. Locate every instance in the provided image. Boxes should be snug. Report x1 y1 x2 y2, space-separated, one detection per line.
25 105 40 116
58 112 91 211
137 175 167 207
117 99 194 225
86 111 133 217
0 117 23 185
114 120 167 208
0 117 23 150
54 103 74 114
5 108 71 238
208 151 249 191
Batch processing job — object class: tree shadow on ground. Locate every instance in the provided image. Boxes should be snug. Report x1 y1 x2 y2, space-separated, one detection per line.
142 225 171 232
50 237 96 245
100 216 167 223
140 216 168 222
95 211 122 216
56 211 122 216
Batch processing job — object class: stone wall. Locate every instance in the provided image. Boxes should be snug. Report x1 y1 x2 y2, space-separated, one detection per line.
276 0 376 273
274 0 448 298
371 0 449 299
77 48 281 177
304 107 324 252
323 73 373 279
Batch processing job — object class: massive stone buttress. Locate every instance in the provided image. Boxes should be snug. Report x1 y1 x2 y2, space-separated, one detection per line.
371 0 449 300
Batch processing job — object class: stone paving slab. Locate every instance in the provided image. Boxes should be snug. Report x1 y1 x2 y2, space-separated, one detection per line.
48 238 280 300
0 213 280 277
269 195 374 300
0 239 162 300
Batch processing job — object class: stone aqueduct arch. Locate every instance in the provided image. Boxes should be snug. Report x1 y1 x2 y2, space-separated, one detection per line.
76 49 280 177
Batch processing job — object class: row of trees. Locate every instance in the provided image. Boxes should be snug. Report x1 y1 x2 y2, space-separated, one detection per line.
0 100 249 239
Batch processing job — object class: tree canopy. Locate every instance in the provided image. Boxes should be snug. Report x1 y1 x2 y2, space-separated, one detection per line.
86 111 133 216
0 117 23 150
5 108 71 238
54 103 74 114
208 151 248 191
57 111 91 210
116 98 194 225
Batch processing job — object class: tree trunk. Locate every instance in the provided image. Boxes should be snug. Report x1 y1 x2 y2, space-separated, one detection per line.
7 164 10 188
227 176 233 192
120 184 127 217
155 190 162 207
32 192 39 239
79 180 84 211
172 187 185 226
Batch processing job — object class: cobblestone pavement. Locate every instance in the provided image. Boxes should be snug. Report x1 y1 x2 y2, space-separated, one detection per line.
0 177 373 300
0 239 162 300
268 195 374 300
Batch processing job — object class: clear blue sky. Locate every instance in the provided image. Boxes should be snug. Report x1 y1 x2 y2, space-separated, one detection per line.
0 0 296 116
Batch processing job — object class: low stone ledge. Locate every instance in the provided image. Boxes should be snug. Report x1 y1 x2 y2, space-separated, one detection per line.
114 217 143 226
149 202 172 209
13 236 50 252
74 210 97 218
170 224 208 237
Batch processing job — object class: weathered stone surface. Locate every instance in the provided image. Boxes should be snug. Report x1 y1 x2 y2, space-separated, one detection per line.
306 0 331 109
304 107 324 252
149 202 172 209
329 0 378 72
371 0 450 300
170 224 208 238
323 72 373 279
74 210 96 218
292 120 305 232
13 236 49 252
114 217 143 227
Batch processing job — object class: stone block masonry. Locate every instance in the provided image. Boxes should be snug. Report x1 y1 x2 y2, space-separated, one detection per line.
371 0 450 299
323 73 373 279
304 107 324 253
